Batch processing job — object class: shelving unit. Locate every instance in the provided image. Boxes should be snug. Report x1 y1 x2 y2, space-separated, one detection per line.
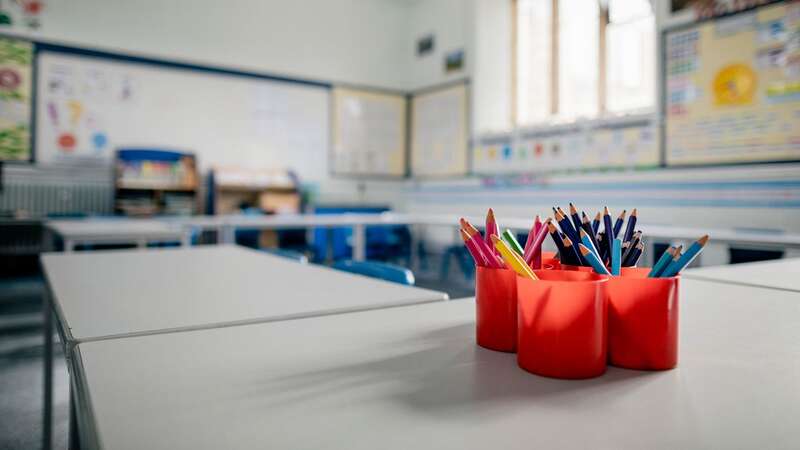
114 149 199 217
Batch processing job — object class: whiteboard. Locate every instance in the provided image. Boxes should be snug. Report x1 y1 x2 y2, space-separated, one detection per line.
411 82 469 177
664 2 800 166
35 50 330 181
331 87 407 177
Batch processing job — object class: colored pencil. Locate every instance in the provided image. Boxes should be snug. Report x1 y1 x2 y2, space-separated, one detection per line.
623 208 638 243
597 231 608 263
592 211 602 235
522 215 542 258
659 245 684 278
491 235 538 280
613 210 626 238
579 228 602 261
460 229 490 267
485 208 500 255
547 221 568 262
624 241 644 267
602 206 614 258
501 229 525 256
660 235 709 277
460 218 503 269
648 246 676 278
524 218 552 267
569 203 583 237
611 238 622 275
579 244 611 275
580 215 602 257
561 235 582 266
554 209 581 249
622 231 642 263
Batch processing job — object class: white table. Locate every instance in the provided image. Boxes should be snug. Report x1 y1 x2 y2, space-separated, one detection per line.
46 218 190 252
684 258 800 292
71 279 800 450
40 245 447 450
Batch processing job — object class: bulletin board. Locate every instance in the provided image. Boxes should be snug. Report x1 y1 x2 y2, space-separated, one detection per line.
0 36 33 161
472 121 658 175
664 2 800 166
34 46 331 181
410 82 469 177
330 86 407 178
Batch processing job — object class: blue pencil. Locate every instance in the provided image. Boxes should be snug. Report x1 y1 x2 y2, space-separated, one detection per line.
602 206 614 258
647 246 676 277
579 244 610 275
611 238 621 275
622 208 638 243
568 203 583 237
660 235 709 277
612 210 626 238
579 228 602 261
591 211 601 235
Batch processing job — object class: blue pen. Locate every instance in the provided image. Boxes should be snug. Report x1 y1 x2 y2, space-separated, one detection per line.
611 238 621 275
660 235 709 277
648 246 676 277
579 244 610 275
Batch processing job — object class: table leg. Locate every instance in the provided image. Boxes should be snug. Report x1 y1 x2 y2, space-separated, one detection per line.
68 384 80 450
42 290 54 450
64 239 75 253
137 238 147 249
409 224 420 271
352 224 366 261
180 230 192 247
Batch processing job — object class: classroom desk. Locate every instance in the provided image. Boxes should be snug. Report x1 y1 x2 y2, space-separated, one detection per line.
39 245 447 450
46 218 190 252
70 279 800 450
683 258 800 292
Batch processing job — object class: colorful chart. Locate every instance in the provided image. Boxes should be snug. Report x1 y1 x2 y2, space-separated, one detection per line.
665 2 800 165
0 37 33 161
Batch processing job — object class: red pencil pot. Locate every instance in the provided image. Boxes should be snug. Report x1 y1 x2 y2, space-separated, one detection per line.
561 264 596 273
475 266 518 352
607 267 680 370
541 251 561 270
516 271 609 379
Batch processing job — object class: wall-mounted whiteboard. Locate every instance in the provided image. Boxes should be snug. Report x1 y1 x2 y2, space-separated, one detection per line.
36 50 330 181
411 82 469 177
331 87 407 177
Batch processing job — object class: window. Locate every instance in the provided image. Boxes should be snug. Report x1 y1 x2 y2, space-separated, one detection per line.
514 0 655 125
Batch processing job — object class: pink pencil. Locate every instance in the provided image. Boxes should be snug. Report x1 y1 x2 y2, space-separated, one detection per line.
460 218 504 268
524 218 552 267
522 215 542 257
460 229 490 267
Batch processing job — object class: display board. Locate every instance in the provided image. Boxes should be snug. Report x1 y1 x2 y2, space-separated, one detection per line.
472 122 658 175
665 2 800 166
0 36 33 161
331 87 407 177
410 82 469 177
35 48 330 181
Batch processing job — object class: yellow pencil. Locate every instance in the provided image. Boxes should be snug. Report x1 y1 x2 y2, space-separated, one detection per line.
490 235 538 280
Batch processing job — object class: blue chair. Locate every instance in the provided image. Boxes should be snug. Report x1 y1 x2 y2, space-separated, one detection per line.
332 260 415 286
259 248 308 264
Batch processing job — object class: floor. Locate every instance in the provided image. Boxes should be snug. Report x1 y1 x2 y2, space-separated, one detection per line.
0 254 473 450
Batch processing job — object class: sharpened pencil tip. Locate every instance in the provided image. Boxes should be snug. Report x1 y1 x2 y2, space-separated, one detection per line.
698 234 709 245
631 208 638 216
578 243 590 255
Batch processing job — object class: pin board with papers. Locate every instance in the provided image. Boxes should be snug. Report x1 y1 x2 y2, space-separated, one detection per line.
331 87 407 178
664 2 800 166
410 82 469 177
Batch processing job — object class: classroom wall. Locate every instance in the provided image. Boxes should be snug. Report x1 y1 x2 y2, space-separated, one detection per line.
4 0 411 89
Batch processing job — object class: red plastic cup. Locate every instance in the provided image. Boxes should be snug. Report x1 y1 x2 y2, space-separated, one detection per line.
475 266 518 352
561 264 596 273
607 267 680 370
516 270 609 379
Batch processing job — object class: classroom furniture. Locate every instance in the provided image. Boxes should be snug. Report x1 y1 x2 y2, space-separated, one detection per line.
205 167 301 215
68 278 800 450
114 149 199 216
684 258 800 292
332 260 415 286
259 248 308 264
45 218 190 252
39 245 448 450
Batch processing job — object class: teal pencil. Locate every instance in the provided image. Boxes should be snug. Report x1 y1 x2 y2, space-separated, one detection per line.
578 244 611 275
611 238 621 275
661 235 709 277
579 228 602 260
648 246 676 278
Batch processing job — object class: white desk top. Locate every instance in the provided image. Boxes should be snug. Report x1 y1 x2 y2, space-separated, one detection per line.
46 218 185 241
684 258 800 292
73 279 800 450
41 245 447 344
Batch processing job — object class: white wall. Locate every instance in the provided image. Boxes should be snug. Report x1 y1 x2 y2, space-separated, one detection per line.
4 0 410 90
